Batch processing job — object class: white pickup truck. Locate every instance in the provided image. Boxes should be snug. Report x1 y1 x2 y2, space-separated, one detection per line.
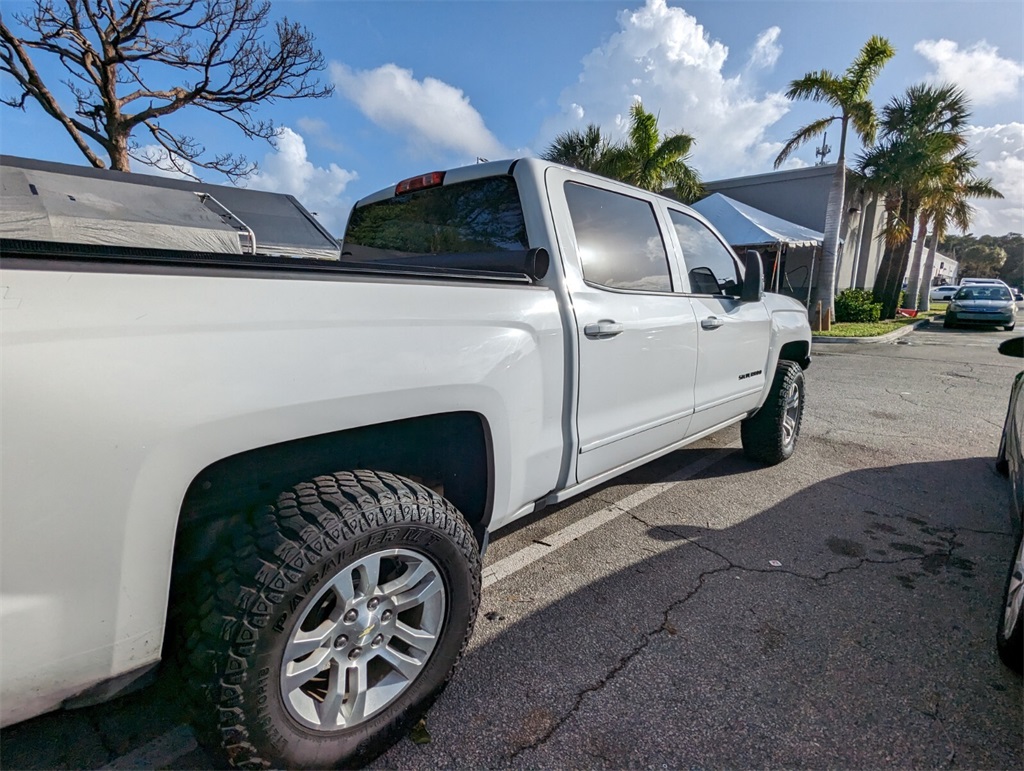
0 157 811 768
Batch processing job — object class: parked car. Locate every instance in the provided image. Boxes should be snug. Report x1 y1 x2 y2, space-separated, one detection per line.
996 336 1023 673
930 285 960 301
961 277 1011 288
944 285 1017 330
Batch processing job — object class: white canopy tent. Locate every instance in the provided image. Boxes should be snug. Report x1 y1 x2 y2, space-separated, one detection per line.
691 193 830 301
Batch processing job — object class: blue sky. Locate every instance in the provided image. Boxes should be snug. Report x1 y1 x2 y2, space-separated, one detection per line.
1 0 1022 237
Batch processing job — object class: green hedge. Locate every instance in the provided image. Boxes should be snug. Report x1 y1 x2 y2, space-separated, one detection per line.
835 289 882 323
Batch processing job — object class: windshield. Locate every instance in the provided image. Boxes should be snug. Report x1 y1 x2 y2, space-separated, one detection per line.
954 286 1012 301
341 176 530 273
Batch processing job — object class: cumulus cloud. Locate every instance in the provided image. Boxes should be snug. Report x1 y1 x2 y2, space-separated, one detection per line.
538 0 790 180
747 27 782 71
331 62 507 161
961 123 1024 236
295 117 345 152
915 39 1024 107
245 127 358 236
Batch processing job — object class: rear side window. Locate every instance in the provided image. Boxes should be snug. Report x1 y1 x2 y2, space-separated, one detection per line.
341 176 529 272
669 210 741 296
564 182 672 292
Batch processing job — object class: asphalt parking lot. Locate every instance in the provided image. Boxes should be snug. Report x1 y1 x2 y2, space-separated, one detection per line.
2 318 1022 769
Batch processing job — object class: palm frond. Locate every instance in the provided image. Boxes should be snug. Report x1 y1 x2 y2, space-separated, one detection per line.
785 71 843 105
843 35 896 98
774 116 835 168
846 100 878 146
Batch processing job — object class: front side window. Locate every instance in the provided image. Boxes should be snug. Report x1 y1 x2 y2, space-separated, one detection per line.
669 210 741 296
341 176 529 272
564 182 672 292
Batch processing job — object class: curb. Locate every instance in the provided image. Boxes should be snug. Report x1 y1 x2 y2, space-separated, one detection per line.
812 317 932 345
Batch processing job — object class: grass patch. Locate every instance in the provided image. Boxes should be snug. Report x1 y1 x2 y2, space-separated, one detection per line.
816 305 945 338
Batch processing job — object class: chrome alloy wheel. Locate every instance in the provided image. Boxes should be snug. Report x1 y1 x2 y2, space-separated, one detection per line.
1002 535 1024 642
782 381 801 447
280 548 446 731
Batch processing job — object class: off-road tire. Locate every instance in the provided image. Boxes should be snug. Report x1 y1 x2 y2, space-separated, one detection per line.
178 470 481 769
741 361 805 465
997 526 1024 674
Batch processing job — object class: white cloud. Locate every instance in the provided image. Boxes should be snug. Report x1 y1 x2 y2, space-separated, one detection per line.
330 62 507 161
245 127 358 236
132 145 195 179
747 27 782 71
960 123 1024 236
915 39 1024 107
295 117 345 152
538 0 790 180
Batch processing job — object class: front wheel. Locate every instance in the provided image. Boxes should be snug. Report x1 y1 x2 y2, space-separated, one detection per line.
180 470 481 769
741 361 805 465
997 526 1024 674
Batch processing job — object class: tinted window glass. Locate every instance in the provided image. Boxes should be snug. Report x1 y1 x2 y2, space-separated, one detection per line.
342 177 529 272
564 182 672 292
669 210 741 295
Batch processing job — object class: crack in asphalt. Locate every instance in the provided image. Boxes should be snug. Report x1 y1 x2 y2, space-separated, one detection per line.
915 698 958 767
508 512 967 761
506 547 733 760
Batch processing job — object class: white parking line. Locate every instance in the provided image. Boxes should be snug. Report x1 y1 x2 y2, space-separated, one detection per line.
481 448 735 589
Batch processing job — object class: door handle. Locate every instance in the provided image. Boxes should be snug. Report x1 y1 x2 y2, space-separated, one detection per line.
584 320 624 339
701 316 724 330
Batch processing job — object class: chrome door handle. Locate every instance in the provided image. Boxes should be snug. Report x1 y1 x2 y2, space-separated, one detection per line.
701 316 724 330
584 320 625 339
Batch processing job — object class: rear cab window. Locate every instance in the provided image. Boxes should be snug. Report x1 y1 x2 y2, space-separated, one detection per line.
563 182 673 293
341 176 531 274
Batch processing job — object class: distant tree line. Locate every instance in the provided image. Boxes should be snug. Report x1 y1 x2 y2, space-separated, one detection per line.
940 233 1023 287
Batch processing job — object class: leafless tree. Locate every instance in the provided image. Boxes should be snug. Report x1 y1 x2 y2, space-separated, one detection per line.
0 0 333 181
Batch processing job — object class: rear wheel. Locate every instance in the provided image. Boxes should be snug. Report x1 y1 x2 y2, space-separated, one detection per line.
741 361 804 465
180 470 481 769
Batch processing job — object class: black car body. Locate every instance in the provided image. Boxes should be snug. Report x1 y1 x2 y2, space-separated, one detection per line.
996 337 1024 672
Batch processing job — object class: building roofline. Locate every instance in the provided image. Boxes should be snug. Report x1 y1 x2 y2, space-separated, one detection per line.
705 163 842 189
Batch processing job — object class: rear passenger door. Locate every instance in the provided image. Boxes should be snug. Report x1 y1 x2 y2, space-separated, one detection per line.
666 209 771 436
546 169 699 484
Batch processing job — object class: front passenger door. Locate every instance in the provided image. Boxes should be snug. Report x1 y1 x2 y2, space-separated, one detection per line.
668 209 771 436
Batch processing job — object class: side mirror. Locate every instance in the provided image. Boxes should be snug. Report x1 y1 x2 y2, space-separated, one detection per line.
741 250 764 302
998 337 1023 358
525 247 550 281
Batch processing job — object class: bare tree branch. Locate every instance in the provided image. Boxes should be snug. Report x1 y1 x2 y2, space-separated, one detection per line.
0 0 332 177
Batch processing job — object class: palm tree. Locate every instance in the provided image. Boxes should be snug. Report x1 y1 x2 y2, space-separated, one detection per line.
915 161 1002 311
861 84 973 318
774 35 895 328
541 103 704 202
611 102 704 202
541 124 614 175
905 150 999 309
